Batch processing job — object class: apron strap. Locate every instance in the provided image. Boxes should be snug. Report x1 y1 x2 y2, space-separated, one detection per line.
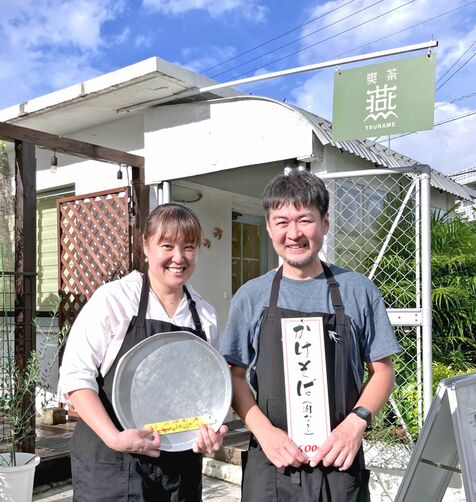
322 262 346 333
183 286 205 337
322 262 348 418
137 273 150 329
269 266 284 308
270 264 345 325
138 275 205 337
322 262 363 405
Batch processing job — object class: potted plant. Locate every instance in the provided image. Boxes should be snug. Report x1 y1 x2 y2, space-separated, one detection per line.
0 248 67 501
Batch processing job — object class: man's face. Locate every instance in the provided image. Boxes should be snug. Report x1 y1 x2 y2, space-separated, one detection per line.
266 203 329 277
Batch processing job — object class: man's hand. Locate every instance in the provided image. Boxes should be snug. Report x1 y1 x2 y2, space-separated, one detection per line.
309 413 367 470
310 357 395 471
193 424 229 454
256 424 309 469
229 366 306 468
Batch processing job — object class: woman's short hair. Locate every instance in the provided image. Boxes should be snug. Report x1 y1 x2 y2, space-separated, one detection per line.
262 170 329 219
143 203 202 247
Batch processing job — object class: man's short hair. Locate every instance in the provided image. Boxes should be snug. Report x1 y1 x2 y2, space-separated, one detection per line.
262 170 329 220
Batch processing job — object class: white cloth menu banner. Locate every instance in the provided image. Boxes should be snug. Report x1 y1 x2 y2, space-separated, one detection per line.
281 317 331 458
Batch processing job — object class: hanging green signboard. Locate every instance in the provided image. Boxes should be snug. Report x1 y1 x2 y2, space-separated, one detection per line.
332 53 436 141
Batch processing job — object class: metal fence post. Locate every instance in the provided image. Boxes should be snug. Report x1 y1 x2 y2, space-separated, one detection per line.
420 165 432 418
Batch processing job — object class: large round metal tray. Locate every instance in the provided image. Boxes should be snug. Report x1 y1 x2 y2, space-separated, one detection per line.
112 331 231 452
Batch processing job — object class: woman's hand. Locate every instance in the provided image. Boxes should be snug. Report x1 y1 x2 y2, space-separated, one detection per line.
109 428 161 458
67 389 161 456
192 424 228 454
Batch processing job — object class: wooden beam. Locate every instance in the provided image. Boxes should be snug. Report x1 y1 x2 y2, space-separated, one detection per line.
0 121 144 168
14 140 37 453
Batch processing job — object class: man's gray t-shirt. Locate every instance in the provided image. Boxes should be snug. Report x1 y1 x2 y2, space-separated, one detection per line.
220 264 401 384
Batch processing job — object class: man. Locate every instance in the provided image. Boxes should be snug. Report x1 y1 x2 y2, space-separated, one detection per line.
220 170 401 501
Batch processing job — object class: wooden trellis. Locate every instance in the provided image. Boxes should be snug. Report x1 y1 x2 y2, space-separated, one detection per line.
57 187 131 328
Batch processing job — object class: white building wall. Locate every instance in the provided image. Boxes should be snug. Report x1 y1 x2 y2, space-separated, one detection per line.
430 189 458 215
175 183 233 337
144 99 314 184
321 145 371 173
8 113 146 195
168 180 274 335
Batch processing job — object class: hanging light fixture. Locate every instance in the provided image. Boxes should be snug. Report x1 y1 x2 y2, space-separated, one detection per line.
117 164 123 180
50 150 58 173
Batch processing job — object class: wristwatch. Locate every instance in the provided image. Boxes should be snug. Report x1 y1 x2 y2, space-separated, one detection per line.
350 406 372 430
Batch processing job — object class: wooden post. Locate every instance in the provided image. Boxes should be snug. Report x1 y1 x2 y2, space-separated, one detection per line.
131 165 149 273
14 140 37 453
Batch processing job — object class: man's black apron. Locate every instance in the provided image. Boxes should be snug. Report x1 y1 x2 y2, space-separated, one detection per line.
242 263 371 502
71 274 206 502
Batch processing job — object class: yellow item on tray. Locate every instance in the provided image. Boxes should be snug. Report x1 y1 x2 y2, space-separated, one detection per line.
144 415 215 434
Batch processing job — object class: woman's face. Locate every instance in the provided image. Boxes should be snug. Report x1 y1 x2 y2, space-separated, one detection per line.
143 231 198 292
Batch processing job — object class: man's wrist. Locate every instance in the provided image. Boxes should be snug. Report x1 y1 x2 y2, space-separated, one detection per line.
350 406 372 431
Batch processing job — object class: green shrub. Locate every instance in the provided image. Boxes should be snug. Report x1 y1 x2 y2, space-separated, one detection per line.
431 361 475 394
385 362 476 441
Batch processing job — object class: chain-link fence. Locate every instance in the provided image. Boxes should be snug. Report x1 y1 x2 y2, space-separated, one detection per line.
0 271 15 444
321 168 430 468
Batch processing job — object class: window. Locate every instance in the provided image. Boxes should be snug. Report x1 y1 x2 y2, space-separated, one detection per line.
232 214 267 294
334 181 386 271
336 184 361 235
37 188 74 312
336 182 385 235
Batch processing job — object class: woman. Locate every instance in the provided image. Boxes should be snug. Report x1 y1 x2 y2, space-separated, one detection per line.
58 203 227 502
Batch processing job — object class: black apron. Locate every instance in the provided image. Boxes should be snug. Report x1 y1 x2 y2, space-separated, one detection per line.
242 263 371 502
71 274 206 502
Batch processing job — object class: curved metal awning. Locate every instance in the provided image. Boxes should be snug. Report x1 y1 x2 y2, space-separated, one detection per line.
220 96 475 202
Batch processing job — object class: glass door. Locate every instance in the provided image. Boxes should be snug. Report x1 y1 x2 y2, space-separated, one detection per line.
232 214 267 294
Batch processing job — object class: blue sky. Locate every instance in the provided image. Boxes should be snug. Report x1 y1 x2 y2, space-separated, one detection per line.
0 0 475 174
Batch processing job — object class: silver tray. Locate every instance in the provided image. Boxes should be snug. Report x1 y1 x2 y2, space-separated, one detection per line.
112 331 232 452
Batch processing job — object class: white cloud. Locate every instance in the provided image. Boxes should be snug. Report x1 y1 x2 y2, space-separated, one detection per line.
389 103 476 174
0 0 126 107
295 0 423 66
0 47 102 105
290 70 335 120
295 0 476 74
1 0 124 51
436 24 476 78
142 0 267 21
135 35 153 49
177 45 238 73
110 27 131 47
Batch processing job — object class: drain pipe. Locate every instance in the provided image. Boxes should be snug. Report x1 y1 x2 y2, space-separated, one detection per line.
156 181 171 205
